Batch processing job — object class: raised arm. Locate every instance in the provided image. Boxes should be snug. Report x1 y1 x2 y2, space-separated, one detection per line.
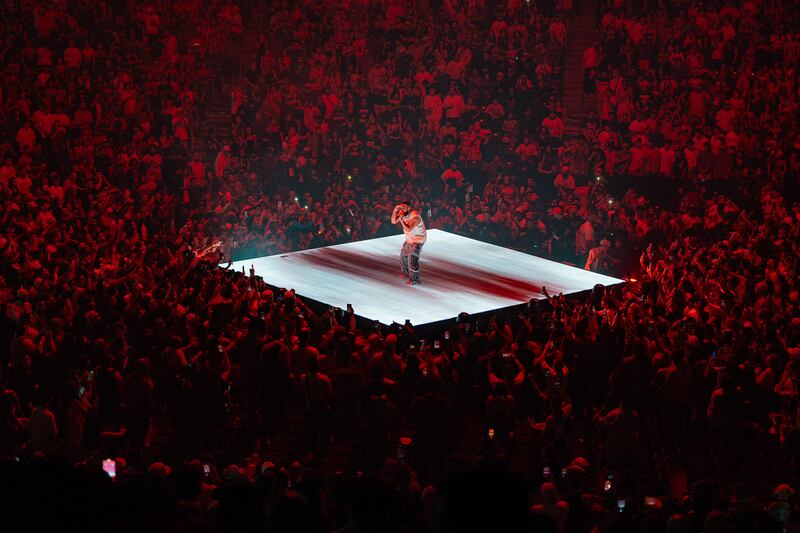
391 204 404 224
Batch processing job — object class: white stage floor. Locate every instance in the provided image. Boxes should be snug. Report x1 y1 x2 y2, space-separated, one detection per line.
231 230 622 325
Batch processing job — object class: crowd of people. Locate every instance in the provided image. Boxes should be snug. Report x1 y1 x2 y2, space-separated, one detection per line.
2 0 800 531
582 0 800 197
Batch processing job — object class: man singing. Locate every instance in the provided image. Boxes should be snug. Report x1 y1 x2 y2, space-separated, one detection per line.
391 201 427 285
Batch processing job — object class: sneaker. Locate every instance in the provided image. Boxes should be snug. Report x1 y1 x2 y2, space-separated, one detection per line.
406 279 420 286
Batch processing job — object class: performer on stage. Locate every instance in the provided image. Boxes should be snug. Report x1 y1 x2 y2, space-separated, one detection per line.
391 201 427 285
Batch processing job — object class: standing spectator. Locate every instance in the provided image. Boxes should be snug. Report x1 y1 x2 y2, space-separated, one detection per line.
124 358 155 450
531 482 570 533
215 145 231 179
95 354 124 428
584 239 611 272
553 166 575 194
440 162 465 193
423 86 444 134
15 122 36 153
575 217 596 256
542 111 564 139
443 86 466 123
61 382 90 459
0 392 24 457
597 398 640 470
408 378 454 483
301 355 332 458
359 362 395 473
30 393 58 456
260 340 290 439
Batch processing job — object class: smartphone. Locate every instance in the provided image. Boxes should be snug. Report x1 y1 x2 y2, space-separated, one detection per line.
204 464 211 477
102 459 116 479
560 467 567 478
617 498 626 511
488 428 495 439
434 340 440 349
79 386 86 398
422 367 428 377
502 352 512 359
712 351 717 358
347 303 353 314
409 343 417 351
645 496 656 507
544 369 551 377
427 208 432 217
543 466 551 477
604 480 612 492
444 330 450 340
217 344 223 353
420 339 426 349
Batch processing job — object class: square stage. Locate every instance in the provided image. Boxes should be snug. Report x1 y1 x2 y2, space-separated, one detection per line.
231 230 623 326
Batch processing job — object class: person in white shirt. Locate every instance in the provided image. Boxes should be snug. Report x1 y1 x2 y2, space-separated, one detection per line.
442 86 465 121
391 201 427 285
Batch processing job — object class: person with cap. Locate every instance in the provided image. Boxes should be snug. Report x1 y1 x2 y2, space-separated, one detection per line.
584 238 611 272
391 200 427 285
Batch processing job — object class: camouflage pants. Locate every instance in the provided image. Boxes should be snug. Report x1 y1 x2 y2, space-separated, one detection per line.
401 242 423 283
